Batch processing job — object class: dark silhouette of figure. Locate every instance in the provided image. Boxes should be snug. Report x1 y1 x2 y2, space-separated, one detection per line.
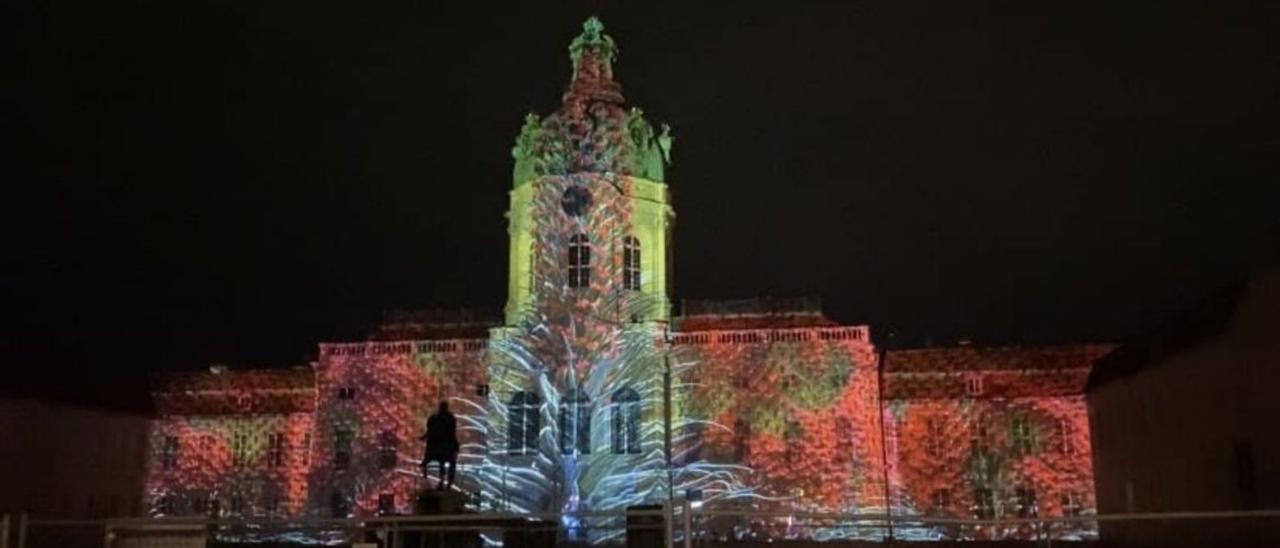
421 401 459 489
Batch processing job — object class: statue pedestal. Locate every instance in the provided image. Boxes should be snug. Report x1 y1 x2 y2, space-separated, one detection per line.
415 489 469 515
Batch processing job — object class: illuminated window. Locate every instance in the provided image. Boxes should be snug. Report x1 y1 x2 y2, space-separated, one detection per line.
1015 485 1038 517
568 234 591 289
560 389 592 454
268 432 285 468
972 488 995 519
1061 491 1083 517
265 491 280 515
377 493 395 515
733 418 751 461
972 417 989 452
232 431 251 468
966 375 984 396
932 489 952 511
157 495 175 515
333 427 353 470
161 436 180 470
508 391 541 456
622 236 641 291
337 387 356 400
330 493 349 518
926 417 945 458
377 430 398 470
611 388 641 454
1057 419 1075 455
1011 415 1036 456
783 420 803 464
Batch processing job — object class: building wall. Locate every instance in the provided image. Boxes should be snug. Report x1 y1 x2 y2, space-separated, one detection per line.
308 339 488 516
675 325 884 513
0 398 150 519
1088 274 1280 547
883 345 1105 540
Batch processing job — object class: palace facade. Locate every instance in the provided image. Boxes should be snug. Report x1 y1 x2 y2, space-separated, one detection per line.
144 18 1105 541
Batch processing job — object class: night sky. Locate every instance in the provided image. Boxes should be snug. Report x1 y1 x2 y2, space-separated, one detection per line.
8 1 1278 400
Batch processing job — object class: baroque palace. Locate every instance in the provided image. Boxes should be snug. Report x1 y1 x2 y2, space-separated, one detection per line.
146 18 1106 541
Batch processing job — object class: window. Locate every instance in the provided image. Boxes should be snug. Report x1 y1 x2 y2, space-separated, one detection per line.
1061 492 1083 517
972 417 989 452
932 489 952 511
265 492 280 515
268 432 286 468
475 383 490 397
330 493 349 518
733 419 751 462
232 431 251 468
157 495 175 515
1057 419 1075 456
926 417 945 458
783 420 803 464
972 488 995 519
378 429 398 470
378 493 395 515
1015 485 1038 518
302 434 312 467
1011 415 1036 456
230 495 245 515
191 494 208 515
161 436 180 470
567 234 591 289
508 391 542 456
622 236 641 291
611 388 642 454
337 387 356 400
560 389 591 455
965 375 984 396
333 427 353 470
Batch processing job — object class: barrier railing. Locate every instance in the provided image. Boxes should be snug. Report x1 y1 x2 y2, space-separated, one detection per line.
11 505 1280 547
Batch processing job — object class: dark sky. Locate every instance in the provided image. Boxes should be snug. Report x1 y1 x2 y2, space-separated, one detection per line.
7 1 1279 395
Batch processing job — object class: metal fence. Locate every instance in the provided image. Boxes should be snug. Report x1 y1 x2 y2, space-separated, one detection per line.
5 506 1280 548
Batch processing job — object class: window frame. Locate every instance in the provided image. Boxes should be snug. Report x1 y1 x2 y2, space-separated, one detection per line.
567 234 592 289
611 388 642 455
622 236 641 291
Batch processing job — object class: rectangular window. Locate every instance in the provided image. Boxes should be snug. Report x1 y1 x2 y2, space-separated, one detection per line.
268 432 286 467
334 428 353 471
232 431 251 468
1057 419 1075 456
1015 485 1038 517
973 488 995 519
966 375 984 396
330 493 349 518
302 433 312 467
475 383 490 397
337 387 356 400
623 236 641 291
926 417 945 458
230 495 245 515
972 417 989 452
733 419 751 462
932 488 951 511
1061 491 1083 517
378 430 398 470
161 436 180 470
378 493 395 515
1011 415 1036 456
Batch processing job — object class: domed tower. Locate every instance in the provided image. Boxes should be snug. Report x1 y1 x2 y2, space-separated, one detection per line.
505 16 674 326
483 18 678 525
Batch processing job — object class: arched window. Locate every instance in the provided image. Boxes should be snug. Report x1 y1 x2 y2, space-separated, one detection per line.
560 389 591 454
508 391 541 456
567 234 591 288
622 236 641 291
611 388 642 454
